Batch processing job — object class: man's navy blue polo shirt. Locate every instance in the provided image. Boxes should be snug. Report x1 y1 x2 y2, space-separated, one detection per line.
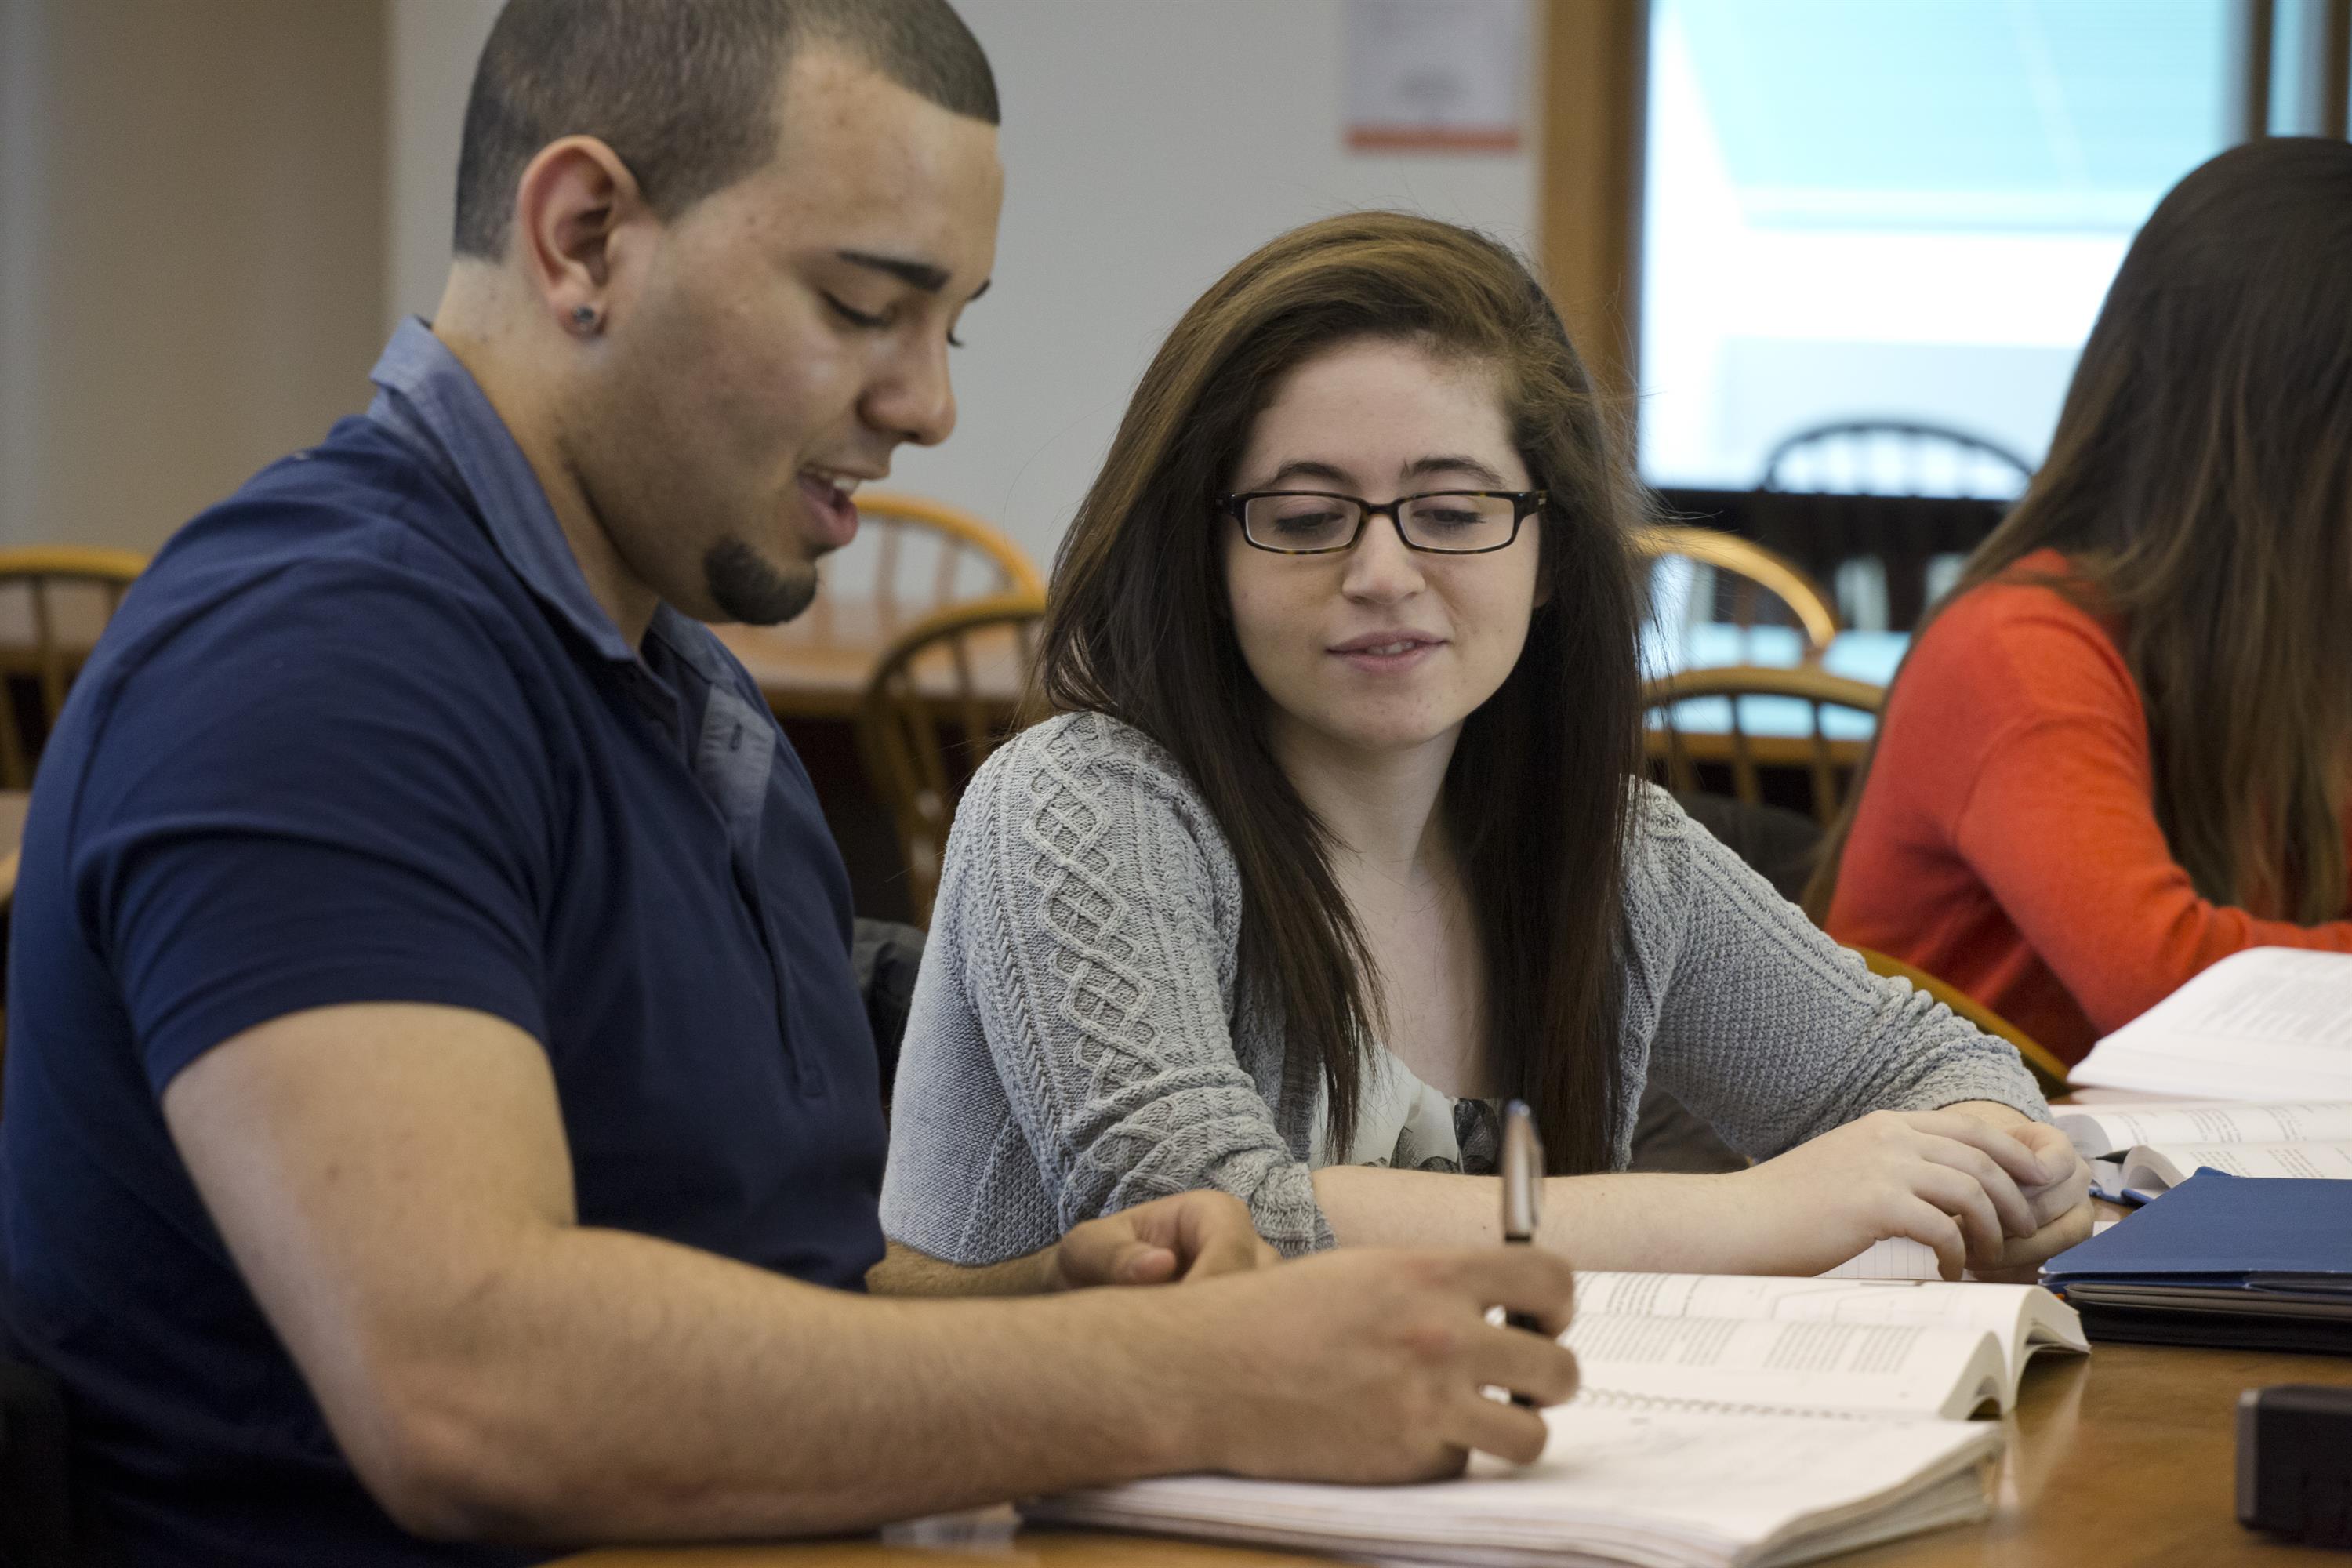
0 320 889 1567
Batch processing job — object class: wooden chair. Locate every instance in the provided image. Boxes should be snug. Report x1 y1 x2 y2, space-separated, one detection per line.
0 546 146 789
853 590 1047 927
1642 665 1883 826
1759 421 2030 632
1632 524 1839 661
1851 946 2071 1098
788 489 1041 645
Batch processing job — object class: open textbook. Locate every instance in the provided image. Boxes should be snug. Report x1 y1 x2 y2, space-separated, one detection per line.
1031 1272 2081 1567
2053 1098 2352 1194
1573 1272 2086 1418
2069 948 2352 1101
1033 1403 2000 1568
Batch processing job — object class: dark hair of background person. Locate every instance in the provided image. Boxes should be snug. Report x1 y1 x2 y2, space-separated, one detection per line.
1807 136 2352 927
1040 212 1651 1172
452 0 999 260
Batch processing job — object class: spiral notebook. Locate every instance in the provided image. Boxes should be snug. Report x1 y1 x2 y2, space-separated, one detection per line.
1030 1272 2082 1567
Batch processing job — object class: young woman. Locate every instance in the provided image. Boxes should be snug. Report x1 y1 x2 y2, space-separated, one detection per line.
877 212 2088 1284
1817 138 2352 1063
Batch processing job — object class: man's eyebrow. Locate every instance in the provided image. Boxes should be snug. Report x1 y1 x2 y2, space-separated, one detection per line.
836 249 951 292
1403 454 1511 487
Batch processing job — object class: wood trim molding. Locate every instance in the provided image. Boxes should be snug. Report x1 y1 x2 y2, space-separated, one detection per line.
1537 0 1650 410
2230 0 2274 140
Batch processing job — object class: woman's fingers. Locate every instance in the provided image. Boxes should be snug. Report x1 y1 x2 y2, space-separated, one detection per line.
2005 1124 2093 1225
1997 1192 2096 1272
1888 1196 1968 1281
1900 1111 2049 1188
1912 1134 2038 1238
1908 1163 2008 1266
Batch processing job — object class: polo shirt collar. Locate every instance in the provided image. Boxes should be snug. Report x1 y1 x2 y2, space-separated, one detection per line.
365 317 643 666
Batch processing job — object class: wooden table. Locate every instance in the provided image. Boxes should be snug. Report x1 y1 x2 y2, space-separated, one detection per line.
714 597 1027 723
714 599 918 723
558 1340 2350 1568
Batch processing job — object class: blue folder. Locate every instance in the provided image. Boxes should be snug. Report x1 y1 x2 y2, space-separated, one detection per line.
2041 1172 2352 1352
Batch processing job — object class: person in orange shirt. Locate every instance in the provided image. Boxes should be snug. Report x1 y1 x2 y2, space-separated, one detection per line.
1817 136 2352 1065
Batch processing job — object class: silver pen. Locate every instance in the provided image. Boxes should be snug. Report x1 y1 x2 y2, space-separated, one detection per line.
1501 1098 1545 1406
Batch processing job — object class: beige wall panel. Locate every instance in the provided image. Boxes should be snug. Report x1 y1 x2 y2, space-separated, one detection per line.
0 0 387 551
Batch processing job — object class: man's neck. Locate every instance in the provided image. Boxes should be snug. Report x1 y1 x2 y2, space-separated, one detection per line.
428 286 661 648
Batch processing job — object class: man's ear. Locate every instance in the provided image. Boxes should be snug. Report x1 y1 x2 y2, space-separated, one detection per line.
510 135 649 338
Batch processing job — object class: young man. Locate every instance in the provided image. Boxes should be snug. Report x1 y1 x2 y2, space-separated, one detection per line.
0 4 1578 1565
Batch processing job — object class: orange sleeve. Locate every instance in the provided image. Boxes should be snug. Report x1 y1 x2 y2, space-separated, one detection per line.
1942 607 2352 1036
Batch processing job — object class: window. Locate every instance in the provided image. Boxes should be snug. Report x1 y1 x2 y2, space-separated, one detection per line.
1639 0 2235 494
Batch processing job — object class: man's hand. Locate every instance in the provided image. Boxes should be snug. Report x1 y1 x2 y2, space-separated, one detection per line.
1174 1246 1580 1480
1048 1191 1279 1290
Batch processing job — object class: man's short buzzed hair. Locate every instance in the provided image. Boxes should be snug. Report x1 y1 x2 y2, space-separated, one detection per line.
452 0 998 260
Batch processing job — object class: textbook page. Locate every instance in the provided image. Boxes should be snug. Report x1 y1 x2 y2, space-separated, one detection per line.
1826 1225 2121 1281
2056 1100 2352 1159
1565 1312 2011 1420
1033 1399 2001 1568
1577 1272 2086 1385
2119 1139 2352 1189
2071 949 2352 1100
1823 1237 1945 1280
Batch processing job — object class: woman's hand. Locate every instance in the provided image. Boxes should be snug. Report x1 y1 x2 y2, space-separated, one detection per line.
1955 1117 2095 1280
1731 1109 2063 1279
1050 1189 1281 1289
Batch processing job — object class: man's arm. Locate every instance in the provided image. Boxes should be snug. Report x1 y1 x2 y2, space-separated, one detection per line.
869 1240 1062 1297
165 1001 1580 1547
868 1192 1280 1297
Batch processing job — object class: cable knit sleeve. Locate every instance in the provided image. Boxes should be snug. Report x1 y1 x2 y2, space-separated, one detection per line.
1627 785 2050 1162
887 713 1334 1257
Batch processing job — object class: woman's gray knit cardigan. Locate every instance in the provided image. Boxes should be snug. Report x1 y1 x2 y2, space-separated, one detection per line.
880 712 2048 1261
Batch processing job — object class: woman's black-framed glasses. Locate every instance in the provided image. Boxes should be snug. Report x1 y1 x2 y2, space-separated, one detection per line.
1219 489 1545 555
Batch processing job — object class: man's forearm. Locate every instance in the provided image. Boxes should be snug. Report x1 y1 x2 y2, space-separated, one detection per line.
866 1237 1058 1296
359 1223 1204 1544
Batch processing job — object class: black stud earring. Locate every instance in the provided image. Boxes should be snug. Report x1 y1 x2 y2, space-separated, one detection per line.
570 303 601 334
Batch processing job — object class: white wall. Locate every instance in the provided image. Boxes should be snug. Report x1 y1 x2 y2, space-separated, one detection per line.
384 0 1537 568
898 0 1536 567
387 0 502 336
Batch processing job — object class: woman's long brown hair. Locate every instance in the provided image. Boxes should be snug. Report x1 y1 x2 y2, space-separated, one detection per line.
1809 137 2352 924
1040 212 1650 1171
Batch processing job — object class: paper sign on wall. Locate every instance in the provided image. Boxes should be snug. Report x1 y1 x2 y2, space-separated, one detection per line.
1344 0 1528 153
